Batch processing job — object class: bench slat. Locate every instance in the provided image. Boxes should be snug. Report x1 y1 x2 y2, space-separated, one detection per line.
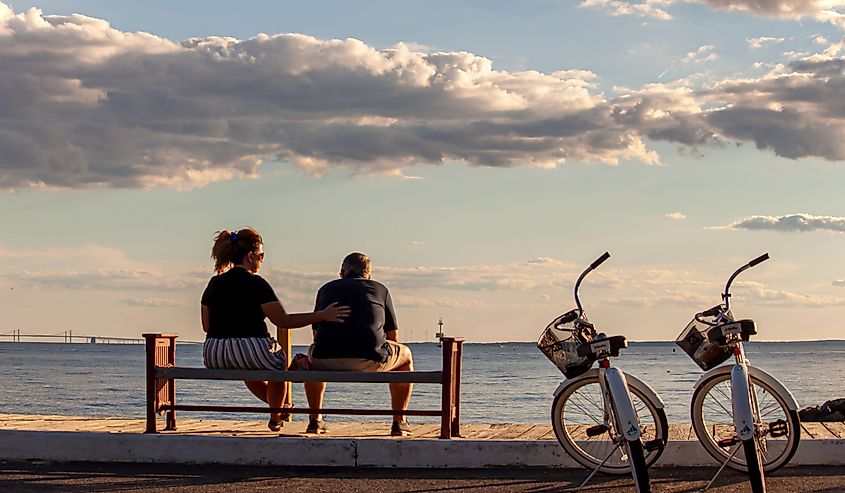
155 367 443 384
165 404 444 417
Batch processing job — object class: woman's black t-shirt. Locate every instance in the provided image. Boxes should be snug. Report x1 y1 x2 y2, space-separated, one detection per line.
201 267 279 339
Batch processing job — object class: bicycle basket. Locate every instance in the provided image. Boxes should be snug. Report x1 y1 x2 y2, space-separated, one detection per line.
675 312 731 371
537 322 594 379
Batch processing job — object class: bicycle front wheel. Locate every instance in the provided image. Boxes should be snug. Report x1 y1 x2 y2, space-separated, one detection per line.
691 372 800 473
551 374 668 474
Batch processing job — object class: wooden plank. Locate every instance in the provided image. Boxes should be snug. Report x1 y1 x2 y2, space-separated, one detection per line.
517 424 551 440
156 367 443 384
823 422 845 438
802 422 834 439
488 424 534 440
667 424 692 441
464 423 513 440
802 422 821 439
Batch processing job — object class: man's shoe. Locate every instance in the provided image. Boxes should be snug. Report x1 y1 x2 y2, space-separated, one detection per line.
305 418 328 434
391 420 412 437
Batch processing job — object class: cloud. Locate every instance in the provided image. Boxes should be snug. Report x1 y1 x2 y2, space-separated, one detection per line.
581 0 845 26
5 4 845 189
683 45 718 64
579 0 674 20
833 279 845 286
0 3 665 189
727 213 845 232
120 297 182 307
740 281 845 307
10 268 206 291
665 211 687 220
700 57 845 161
748 36 786 49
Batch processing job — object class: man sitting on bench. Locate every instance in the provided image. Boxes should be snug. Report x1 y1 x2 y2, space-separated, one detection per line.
305 252 414 436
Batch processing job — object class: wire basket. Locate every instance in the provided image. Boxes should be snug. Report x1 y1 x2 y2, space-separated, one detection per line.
675 312 732 371
537 323 594 379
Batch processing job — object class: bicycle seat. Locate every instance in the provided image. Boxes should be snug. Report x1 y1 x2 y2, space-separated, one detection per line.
577 335 627 358
707 319 757 345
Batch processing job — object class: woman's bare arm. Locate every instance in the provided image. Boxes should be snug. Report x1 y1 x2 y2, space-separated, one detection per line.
262 301 350 329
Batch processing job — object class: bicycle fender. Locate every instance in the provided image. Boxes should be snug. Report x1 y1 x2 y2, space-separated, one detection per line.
732 365 756 440
692 365 799 410
552 369 666 410
605 368 642 441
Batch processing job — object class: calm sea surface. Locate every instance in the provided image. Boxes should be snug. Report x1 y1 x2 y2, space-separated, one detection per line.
1 341 842 424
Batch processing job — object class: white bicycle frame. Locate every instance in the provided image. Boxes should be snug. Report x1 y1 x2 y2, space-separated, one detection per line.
693 318 800 442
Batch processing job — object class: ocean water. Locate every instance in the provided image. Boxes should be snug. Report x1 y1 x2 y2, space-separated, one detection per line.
1 341 843 424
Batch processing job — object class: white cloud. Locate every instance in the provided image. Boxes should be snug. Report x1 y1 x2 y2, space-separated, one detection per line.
5 4 845 189
0 3 664 189
748 36 786 49
833 279 845 286
727 213 845 232
683 45 718 64
120 297 182 307
582 0 845 27
579 0 674 20
665 211 687 220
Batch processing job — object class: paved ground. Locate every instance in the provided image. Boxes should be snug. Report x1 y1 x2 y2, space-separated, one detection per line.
1 461 844 492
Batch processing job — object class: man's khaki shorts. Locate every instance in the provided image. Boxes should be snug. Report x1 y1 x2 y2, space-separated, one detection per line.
308 340 414 372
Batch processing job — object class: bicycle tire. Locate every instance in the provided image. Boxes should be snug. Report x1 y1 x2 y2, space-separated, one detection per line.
691 371 800 473
551 373 668 474
625 438 651 493
743 438 767 493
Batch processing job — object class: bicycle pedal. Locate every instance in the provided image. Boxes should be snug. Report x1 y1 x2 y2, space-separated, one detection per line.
769 419 789 438
586 424 609 437
643 439 664 452
717 437 739 448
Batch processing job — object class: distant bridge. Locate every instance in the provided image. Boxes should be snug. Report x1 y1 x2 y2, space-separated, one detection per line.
0 330 201 344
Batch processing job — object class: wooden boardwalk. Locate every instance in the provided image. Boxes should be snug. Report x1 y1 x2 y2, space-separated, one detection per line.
2 413 843 440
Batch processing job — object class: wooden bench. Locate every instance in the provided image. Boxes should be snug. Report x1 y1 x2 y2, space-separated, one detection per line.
143 333 464 438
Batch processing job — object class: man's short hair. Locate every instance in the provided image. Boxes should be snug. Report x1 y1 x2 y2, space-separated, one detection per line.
341 252 371 279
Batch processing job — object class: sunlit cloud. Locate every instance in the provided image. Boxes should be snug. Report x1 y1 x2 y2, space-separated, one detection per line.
581 0 845 27
120 297 183 307
665 211 687 220
683 45 718 63
726 214 845 233
4 3 845 190
0 3 661 189
748 36 786 49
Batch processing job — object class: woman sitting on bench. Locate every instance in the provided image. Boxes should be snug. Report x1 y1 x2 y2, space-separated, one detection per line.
201 227 350 431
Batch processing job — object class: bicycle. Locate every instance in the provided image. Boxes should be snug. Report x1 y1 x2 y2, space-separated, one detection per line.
676 253 801 493
538 252 668 493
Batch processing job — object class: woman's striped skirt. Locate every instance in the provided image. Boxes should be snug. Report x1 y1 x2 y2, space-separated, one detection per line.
203 337 287 370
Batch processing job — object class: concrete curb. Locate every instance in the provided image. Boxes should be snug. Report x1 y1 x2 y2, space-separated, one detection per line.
1 430 842 468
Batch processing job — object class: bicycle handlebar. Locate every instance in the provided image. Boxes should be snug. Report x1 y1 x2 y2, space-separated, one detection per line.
748 253 770 267
575 252 611 316
723 253 770 312
590 252 611 270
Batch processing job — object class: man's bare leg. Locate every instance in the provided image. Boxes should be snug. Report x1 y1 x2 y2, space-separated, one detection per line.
389 359 413 422
304 381 326 421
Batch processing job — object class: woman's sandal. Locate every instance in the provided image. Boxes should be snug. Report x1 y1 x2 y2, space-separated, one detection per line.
268 403 295 431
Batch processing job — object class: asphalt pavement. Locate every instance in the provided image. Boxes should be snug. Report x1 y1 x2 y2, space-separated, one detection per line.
1 460 844 492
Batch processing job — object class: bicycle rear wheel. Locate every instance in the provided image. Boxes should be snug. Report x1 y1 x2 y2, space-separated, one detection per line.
551 374 668 474
691 372 800 473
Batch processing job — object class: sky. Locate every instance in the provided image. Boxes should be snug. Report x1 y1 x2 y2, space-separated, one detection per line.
2 0 845 343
